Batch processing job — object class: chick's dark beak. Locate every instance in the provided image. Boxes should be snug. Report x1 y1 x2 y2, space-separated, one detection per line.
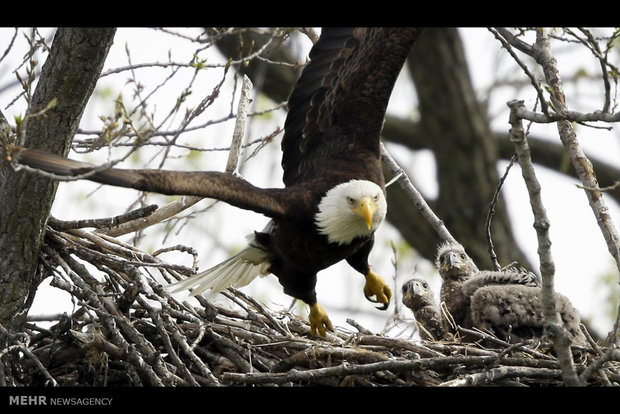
446 252 460 268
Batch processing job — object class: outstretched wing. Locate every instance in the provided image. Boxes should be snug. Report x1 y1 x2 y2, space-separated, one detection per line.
281 27 423 187
14 147 287 218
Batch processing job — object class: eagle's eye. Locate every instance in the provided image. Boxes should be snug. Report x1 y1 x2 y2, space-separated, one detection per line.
346 196 355 206
373 194 379 202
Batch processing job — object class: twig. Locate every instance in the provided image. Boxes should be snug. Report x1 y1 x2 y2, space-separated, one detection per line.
345 319 373 335
53 228 195 276
97 75 254 238
579 348 620 383
97 196 206 237
576 180 620 192
357 335 445 358
26 313 66 322
439 366 562 386
149 310 200 386
222 353 562 385
100 31 287 78
0 323 58 386
225 287 292 337
48 204 158 231
507 99 580 386
508 102 620 125
490 28 551 117
457 326 554 360
379 143 471 266
531 29 620 346
226 75 253 175
485 153 517 270
567 28 614 113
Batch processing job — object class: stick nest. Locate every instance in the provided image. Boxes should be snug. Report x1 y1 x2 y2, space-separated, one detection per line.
1 224 619 387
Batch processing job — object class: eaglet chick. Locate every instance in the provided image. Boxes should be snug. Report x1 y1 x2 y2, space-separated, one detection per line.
470 284 587 346
401 278 445 341
436 242 585 346
436 242 540 332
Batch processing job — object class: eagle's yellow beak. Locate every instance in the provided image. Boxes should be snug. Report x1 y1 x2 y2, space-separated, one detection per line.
353 196 377 230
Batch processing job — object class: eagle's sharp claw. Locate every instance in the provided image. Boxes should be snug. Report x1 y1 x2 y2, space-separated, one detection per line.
363 269 392 310
309 302 333 337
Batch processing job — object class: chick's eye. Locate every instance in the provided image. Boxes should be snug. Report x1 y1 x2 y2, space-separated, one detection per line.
460 253 466 259
422 282 428 289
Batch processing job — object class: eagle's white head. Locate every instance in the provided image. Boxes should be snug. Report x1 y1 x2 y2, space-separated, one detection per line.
315 179 387 245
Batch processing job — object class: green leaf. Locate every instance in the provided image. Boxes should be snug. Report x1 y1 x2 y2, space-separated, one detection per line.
46 97 58 110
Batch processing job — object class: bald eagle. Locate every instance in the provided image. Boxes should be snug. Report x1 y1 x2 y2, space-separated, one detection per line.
12 28 424 336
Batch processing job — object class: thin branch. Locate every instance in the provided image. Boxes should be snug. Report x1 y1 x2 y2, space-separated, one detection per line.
490 27 551 117
97 76 255 238
0 28 18 66
222 353 563 385
507 99 580 386
531 29 620 346
566 28 614 113
99 30 293 78
493 27 534 56
439 366 562 386
380 142 470 266
226 74 253 175
508 103 620 124
485 153 517 270
48 204 158 231
576 180 620 192
579 348 620 383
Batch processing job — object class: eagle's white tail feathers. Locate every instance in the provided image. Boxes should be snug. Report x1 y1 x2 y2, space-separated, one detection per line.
166 244 270 297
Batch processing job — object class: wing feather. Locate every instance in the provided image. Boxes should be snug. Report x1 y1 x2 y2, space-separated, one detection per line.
281 27 423 187
14 147 287 218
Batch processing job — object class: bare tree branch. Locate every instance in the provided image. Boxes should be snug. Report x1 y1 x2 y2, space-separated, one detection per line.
531 29 620 346
380 143 463 256
507 99 580 386
97 75 254 238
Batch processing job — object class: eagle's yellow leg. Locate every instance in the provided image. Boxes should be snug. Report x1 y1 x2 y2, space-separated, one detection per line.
309 303 333 336
364 269 392 309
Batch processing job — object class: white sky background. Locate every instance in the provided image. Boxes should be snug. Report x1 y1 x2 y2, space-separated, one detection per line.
1 28 618 339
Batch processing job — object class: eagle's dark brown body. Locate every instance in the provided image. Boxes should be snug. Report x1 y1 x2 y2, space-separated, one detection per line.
254 193 377 305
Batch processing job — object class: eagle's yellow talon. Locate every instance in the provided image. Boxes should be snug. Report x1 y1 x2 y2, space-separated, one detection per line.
364 269 392 309
309 303 333 336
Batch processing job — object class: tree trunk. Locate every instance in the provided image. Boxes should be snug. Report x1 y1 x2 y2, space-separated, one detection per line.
393 28 531 268
0 27 116 332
